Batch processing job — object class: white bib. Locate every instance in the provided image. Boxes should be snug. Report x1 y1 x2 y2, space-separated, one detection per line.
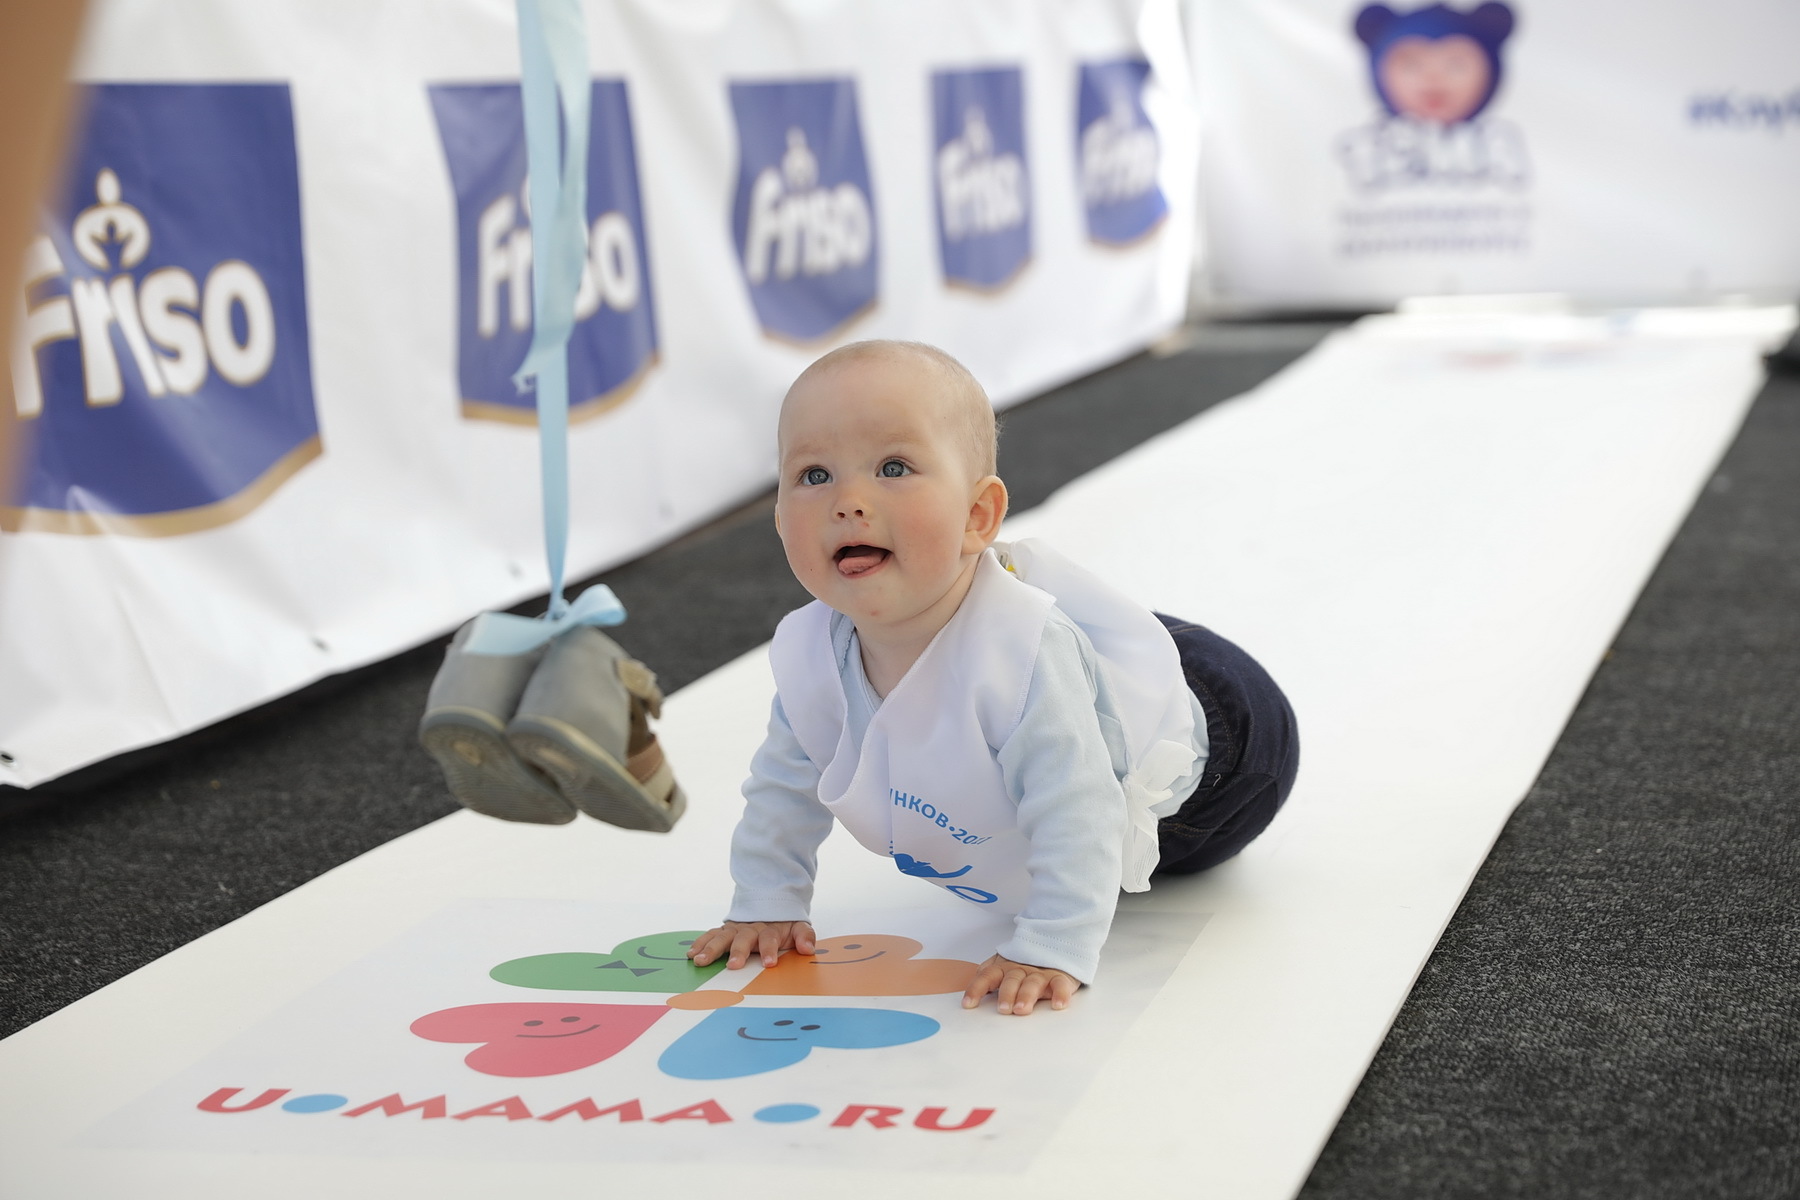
769 539 1199 904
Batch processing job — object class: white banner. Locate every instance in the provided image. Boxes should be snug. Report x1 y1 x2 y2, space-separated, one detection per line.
0 0 1196 788
1190 0 1800 307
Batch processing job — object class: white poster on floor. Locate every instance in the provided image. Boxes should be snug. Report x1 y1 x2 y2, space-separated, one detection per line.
1190 0 1800 306
84 901 1202 1170
0 0 1196 789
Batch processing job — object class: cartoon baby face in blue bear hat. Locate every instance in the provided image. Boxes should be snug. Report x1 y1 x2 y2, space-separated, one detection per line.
1355 2 1516 125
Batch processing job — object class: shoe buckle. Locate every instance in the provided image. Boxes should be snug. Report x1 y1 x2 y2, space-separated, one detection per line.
617 658 663 718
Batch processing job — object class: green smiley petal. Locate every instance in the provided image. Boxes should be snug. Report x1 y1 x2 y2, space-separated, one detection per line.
491 931 724 993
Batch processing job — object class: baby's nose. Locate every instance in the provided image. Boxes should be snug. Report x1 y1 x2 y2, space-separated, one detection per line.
836 501 865 519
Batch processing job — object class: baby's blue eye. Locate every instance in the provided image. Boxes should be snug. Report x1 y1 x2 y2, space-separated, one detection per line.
879 460 909 478
801 467 830 486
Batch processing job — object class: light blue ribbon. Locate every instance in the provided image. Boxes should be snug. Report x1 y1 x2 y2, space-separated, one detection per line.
465 0 625 656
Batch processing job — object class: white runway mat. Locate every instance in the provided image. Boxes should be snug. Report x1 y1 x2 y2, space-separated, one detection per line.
2 307 1790 1199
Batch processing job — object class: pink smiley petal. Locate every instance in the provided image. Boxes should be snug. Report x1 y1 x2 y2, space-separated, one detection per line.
411 1002 668 1077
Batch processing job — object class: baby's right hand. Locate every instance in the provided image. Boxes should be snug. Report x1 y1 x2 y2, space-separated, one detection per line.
687 920 816 970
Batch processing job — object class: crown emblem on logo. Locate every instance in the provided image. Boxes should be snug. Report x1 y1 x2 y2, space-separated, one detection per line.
961 106 993 158
781 127 819 191
1107 87 1138 131
71 169 151 271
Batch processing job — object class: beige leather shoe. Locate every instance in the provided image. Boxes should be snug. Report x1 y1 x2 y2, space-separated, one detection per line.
418 620 577 825
505 627 686 832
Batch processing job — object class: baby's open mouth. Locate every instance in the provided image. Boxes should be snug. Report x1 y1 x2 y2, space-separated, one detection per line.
834 544 890 577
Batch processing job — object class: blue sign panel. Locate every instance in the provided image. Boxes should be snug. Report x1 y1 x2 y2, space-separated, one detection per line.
728 79 879 343
429 80 658 424
6 84 318 535
931 67 1032 290
1075 60 1168 246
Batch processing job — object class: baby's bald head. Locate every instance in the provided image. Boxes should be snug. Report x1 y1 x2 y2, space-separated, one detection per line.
783 340 998 481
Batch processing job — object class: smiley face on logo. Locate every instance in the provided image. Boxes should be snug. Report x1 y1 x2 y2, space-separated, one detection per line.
657 1006 940 1080
410 1002 668 1077
489 929 725 994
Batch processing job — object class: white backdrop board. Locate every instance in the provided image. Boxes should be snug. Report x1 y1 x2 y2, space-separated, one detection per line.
1189 0 1800 307
0 0 1195 788
0 307 1787 1198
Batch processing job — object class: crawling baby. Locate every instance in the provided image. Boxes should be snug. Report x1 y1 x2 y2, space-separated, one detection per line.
688 341 1299 1015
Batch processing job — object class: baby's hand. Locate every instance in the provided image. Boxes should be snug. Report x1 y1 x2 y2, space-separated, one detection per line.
962 954 1082 1015
687 920 816 970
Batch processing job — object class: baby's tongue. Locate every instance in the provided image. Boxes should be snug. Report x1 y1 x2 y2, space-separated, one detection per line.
838 545 888 574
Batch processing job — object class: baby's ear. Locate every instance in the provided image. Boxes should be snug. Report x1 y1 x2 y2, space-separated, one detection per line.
964 475 1009 549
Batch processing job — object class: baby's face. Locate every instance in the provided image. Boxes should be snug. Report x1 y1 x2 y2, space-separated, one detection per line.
776 354 987 633
1379 34 1490 124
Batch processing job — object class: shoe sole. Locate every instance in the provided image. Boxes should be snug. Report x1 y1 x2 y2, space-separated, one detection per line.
507 714 686 833
420 707 578 825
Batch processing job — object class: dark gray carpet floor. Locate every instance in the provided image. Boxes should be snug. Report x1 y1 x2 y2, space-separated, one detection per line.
1 329 1794 1198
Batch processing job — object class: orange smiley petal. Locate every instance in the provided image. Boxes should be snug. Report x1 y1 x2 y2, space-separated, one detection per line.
665 990 744 1011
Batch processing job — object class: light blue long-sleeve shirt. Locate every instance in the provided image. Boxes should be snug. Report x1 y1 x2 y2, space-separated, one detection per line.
726 606 1208 982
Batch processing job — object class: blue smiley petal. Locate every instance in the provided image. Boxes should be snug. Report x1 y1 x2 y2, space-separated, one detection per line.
793 1007 940 1050
657 1007 941 1080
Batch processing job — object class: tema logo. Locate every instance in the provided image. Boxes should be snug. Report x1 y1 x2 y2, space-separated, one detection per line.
932 67 1031 291
429 81 658 424
728 79 878 343
6 84 317 536
1339 2 1527 191
1076 60 1167 246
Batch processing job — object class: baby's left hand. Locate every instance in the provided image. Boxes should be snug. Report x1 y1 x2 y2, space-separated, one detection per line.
962 954 1081 1015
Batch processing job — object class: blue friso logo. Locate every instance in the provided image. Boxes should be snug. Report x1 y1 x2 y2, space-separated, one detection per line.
728 80 878 343
932 68 1031 290
1339 3 1526 191
1076 60 1167 246
429 81 657 424
7 84 317 536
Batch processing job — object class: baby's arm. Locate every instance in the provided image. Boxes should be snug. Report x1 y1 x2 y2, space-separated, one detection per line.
973 618 1128 1013
687 694 833 969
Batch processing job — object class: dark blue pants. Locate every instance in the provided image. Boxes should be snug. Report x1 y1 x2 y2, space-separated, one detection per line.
1152 614 1300 875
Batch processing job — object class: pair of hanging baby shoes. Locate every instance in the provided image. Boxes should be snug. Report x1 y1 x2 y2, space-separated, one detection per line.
418 622 685 832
